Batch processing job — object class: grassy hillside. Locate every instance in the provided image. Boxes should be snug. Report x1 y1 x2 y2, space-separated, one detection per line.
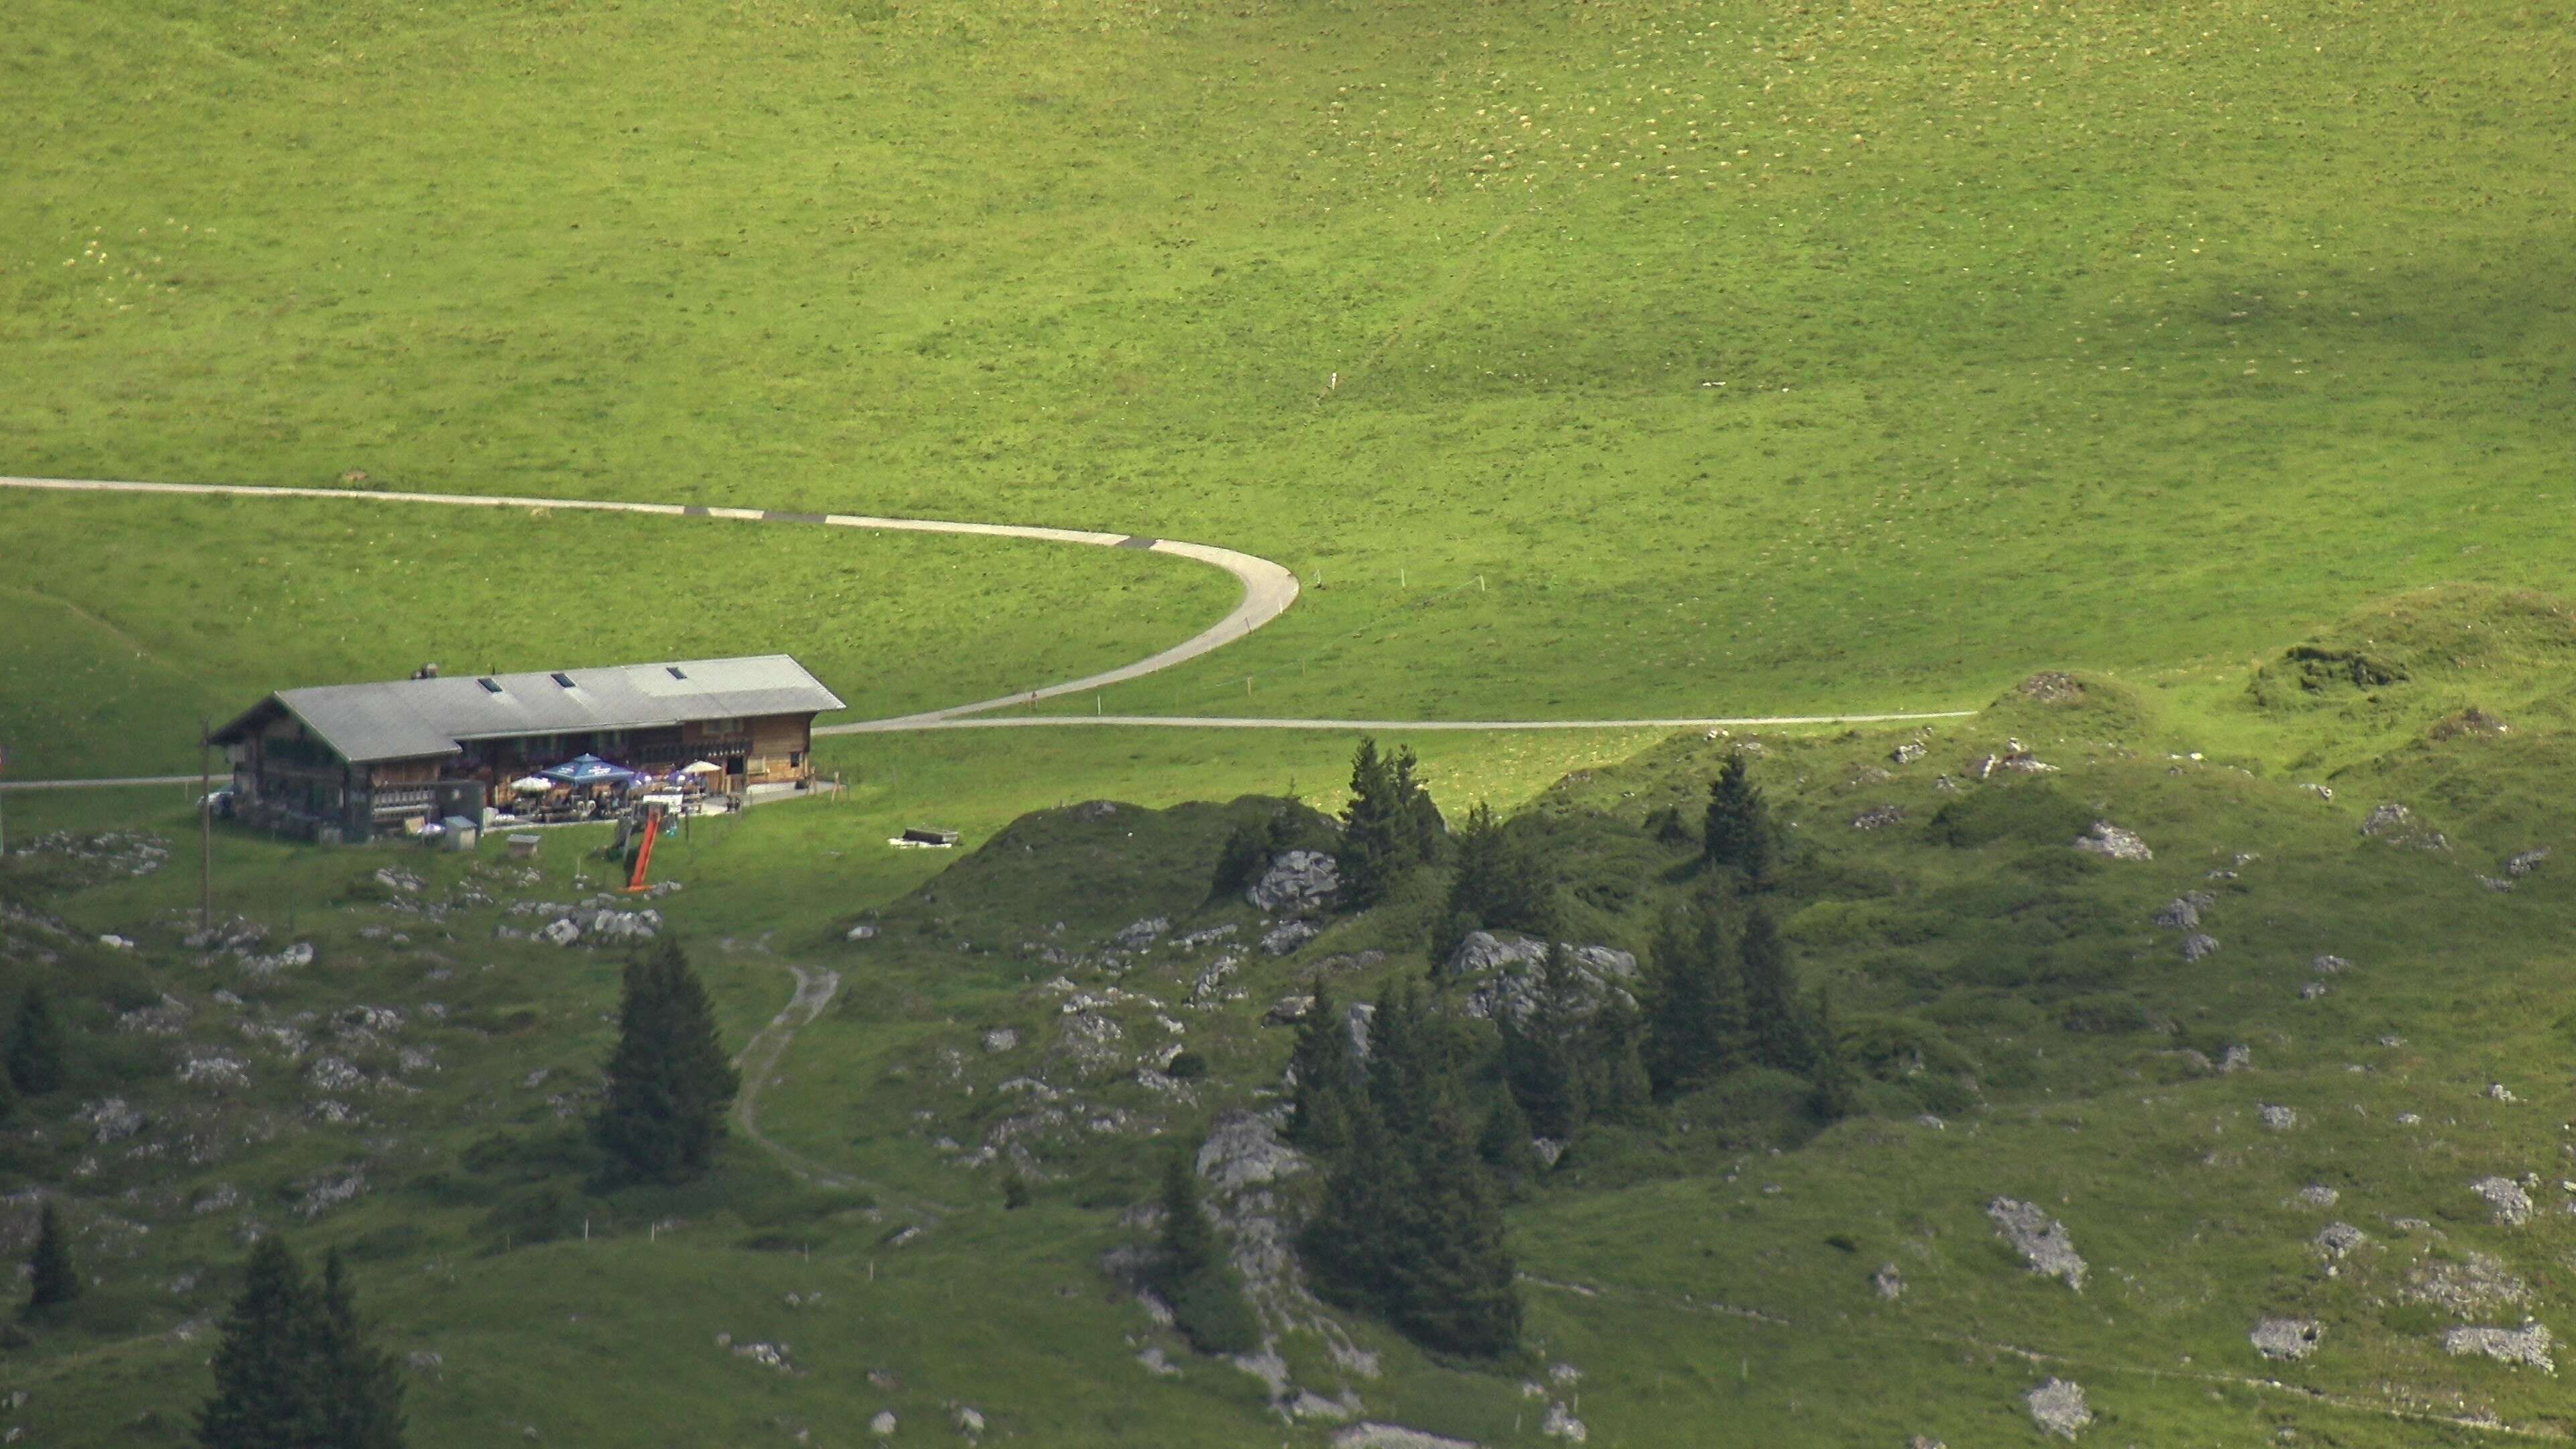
13 596 2576 1444
7 0 2574 739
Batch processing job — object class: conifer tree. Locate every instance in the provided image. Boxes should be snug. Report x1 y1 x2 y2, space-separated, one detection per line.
24 1201 76 1315
7 987 64 1097
1476 1091 1546 1193
1385 1104 1522 1357
596 939 740 1184
1436 802 1556 963
1364 983 1441 1137
1703 753 1772 882
1287 981 1356 1155
1390 747 1448 868
315 1249 405 1449
1643 899 1745 1095
1302 1096 1412 1305
1501 947 1590 1138
199 1238 324 1449
1587 994 1656 1126
1807 987 1859 1121
1738 908 1811 1073
1153 1145 1260 1354
1338 738 1442 909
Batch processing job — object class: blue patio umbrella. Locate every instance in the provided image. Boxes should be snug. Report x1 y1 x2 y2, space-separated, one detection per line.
539 753 637 787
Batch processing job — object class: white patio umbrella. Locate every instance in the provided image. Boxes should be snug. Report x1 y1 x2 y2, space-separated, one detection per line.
510 775 556 793
678 760 726 775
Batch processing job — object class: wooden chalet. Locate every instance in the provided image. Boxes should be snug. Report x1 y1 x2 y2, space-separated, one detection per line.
210 655 845 841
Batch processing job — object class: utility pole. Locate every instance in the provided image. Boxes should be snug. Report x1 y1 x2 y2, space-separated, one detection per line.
199 720 213 936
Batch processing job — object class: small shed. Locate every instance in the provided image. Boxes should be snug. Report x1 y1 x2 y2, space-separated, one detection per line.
440 815 481 851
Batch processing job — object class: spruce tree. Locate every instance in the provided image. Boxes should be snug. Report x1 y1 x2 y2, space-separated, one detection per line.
1212 820 1269 896
1154 1146 1259 1354
1738 908 1810 1073
1476 1091 1546 1193
1364 983 1441 1138
1390 747 1447 868
315 1249 405 1449
1643 899 1745 1095
1587 994 1656 1127
1703 753 1772 882
1385 1104 1522 1357
7 987 64 1097
1436 803 1556 963
1287 981 1356 1155
1338 739 1442 910
1807 987 1858 1122
24 1201 76 1315
199 1238 324 1449
596 939 741 1184
1501 947 1589 1139
1302 1096 1412 1307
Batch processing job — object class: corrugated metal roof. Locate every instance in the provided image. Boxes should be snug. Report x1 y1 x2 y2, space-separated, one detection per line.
213 655 846 764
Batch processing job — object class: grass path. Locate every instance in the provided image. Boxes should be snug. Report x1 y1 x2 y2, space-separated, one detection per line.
727 961 954 1221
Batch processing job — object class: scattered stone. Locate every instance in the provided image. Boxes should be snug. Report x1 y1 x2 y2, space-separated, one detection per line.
2444 1322 2554 1372
372 866 424 894
2473 1176 2534 1226
2360 803 2449 851
177 1053 252 1091
2251 1317 2322 1360
953 1405 985 1437
2507 848 2551 878
2182 933 2221 962
2489 1083 2519 1104
539 919 582 947
2296 1185 2339 1209
407 1350 443 1375
2019 671 2083 703
2220 1044 2252 1073
1449 935 1638 1022
981 1028 1018 1054
2151 898 2201 930
2300 981 2330 1001
117 995 192 1036
845 923 878 942
1540 1401 1587 1442
1261 920 1321 956
2430 707 2511 741
2072 822 2151 861
1989 1198 2086 1291
2406 1252 2528 1316
294 1166 367 1220
1851 805 1906 830
2315 1223 2367 1258
1265 994 1316 1026
1890 741 1927 765
2396 1111 2422 1125
2312 955 2351 975
10 829 170 883
1110 917 1171 952
1136 1345 1181 1377
1872 1263 1905 1300
2300 782 2335 802
2024 1377 2092 1439
1330 1426 1478 1449
869 1409 898 1437
1246 851 1340 915
2259 1104 2297 1132
2480 875 2517 893
74 1097 146 1144
731 1340 795 1372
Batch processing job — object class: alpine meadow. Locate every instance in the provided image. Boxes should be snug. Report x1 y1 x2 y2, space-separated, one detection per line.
3 1 2573 1445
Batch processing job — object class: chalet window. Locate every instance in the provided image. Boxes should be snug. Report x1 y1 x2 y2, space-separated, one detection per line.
666 666 688 680
551 673 576 688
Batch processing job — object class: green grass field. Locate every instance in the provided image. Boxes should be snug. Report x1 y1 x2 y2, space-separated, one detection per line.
7 0 2576 1443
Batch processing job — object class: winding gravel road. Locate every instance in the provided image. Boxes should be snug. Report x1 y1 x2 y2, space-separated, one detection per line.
0 474 1969 788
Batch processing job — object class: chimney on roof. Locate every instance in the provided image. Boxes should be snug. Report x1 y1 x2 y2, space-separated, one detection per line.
413 663 441 680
